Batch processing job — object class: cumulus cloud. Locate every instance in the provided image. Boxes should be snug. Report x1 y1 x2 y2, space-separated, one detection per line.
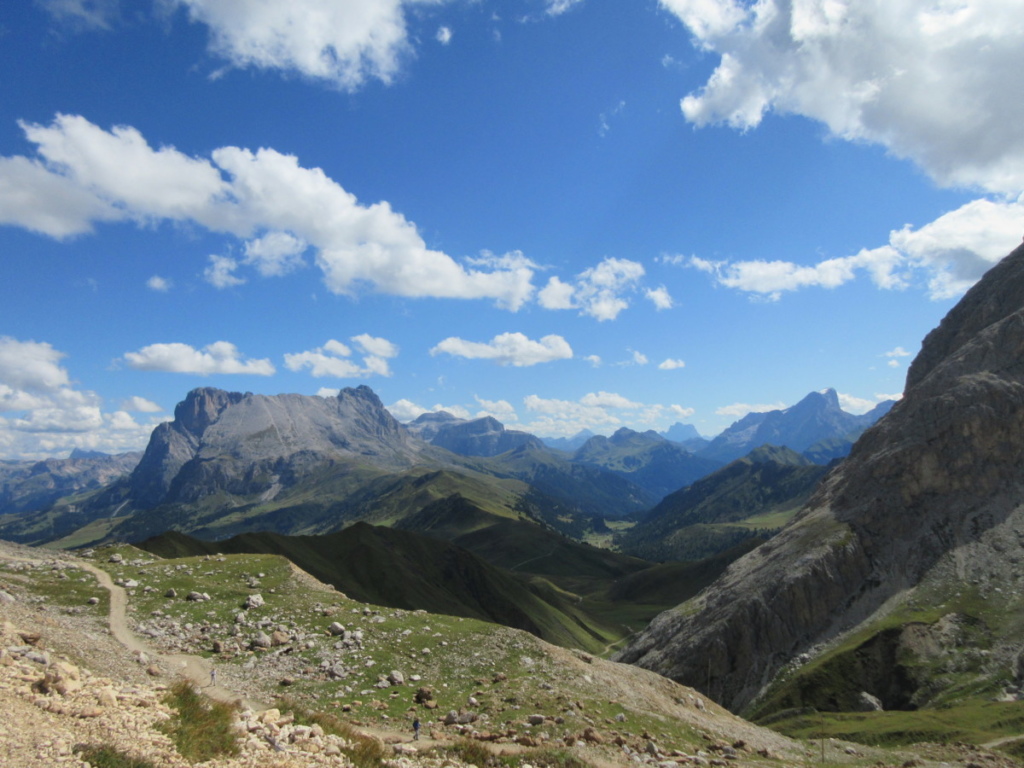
436 26 453 44
146 275 172 292
659 358 686 370
386 398 470 421
546 0 585 16
669 404 695 418
474 396 518 421
0 336 165 458
838 392 898 414
522 390 664 437
285 335 397 379
430 332 573 367
884 346 911 358
171 0 455 91
120 396 163 413
645 285 674 310
0 114 537 309
122 341 275 375
243 231 307 277
203 254 245 288
663 0 1024 195
539 257 646 320
688 197 1024 300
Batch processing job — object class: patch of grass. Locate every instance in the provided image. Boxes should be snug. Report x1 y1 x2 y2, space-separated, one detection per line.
766 699 1024 748
531 747 597 768
442 738 494 767
160 679 239 762
72 744 157 768
345 731 389 768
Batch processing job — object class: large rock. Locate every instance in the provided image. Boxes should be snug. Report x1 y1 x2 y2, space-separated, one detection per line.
616 242 1024 712
128 386 424 509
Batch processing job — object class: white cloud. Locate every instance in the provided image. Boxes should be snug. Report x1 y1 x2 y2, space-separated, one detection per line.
884 346 911 358
645 285 674 310
436 26 453 45
38 0 119 30
474 396 518 421
386 398 427 421
203 254 246 288
584 354 602 367
632 351 649 366
243 231 307 277
670 404 695 418
285 336 397 378
123 341 275 375
580 391 642 409
837 392 894 415
715 401 787 419
146 275 172 292
889 197 1024 299
0 337 72 393
172 0 453 91
430 332 573 367
0 336 166 458
521 390 649 437
659 358 686 370
0 115 537 310
663 0 1024 196
688 196 1024 300
120 396 163 413
546 0 585 16
539 257 646 320
351 334 399 359
887 360 901 368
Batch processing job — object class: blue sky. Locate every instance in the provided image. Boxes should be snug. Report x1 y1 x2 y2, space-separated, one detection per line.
1 0 1022 458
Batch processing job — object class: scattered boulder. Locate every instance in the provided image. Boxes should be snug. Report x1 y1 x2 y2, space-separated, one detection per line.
245 593 265 610
856 691 885 712
328 622 345 636
108 553 123 564
164 588 177 598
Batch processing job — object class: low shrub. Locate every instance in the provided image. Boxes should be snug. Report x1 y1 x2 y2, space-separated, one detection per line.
73 743 157 768
159 679 239 762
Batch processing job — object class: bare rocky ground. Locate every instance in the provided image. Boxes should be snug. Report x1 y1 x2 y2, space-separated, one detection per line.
0 538 1019 768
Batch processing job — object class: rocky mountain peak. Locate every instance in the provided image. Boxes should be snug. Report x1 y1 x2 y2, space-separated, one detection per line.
173 388 247 436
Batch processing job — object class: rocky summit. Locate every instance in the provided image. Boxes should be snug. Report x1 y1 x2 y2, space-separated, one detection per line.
615 241 1024 713
130 385 424 508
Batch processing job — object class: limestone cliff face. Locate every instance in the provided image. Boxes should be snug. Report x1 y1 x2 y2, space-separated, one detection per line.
616 242 1024 712
129 386 423 508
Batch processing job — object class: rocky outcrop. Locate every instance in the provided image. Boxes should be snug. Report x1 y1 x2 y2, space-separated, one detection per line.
616 242 1024 712
427 416 540 458
129 386 423 508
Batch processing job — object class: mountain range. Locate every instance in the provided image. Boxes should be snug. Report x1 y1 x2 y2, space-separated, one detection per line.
0 375 892 562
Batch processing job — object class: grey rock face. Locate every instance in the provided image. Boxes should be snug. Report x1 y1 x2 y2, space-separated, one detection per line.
428 416 540 457
616 242 1024 712
127 386 424 508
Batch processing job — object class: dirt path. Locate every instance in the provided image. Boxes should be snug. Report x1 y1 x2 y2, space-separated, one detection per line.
3 552 265 711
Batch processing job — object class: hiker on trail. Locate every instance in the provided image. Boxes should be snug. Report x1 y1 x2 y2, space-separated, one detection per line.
412 717 421 741
210 668 216 687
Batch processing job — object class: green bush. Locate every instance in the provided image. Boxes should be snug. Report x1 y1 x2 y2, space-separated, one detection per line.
73 743 157 768
159 679 239 762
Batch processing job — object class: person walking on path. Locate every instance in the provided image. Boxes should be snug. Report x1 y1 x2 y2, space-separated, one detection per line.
412 717 421 741
209 668 217 687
